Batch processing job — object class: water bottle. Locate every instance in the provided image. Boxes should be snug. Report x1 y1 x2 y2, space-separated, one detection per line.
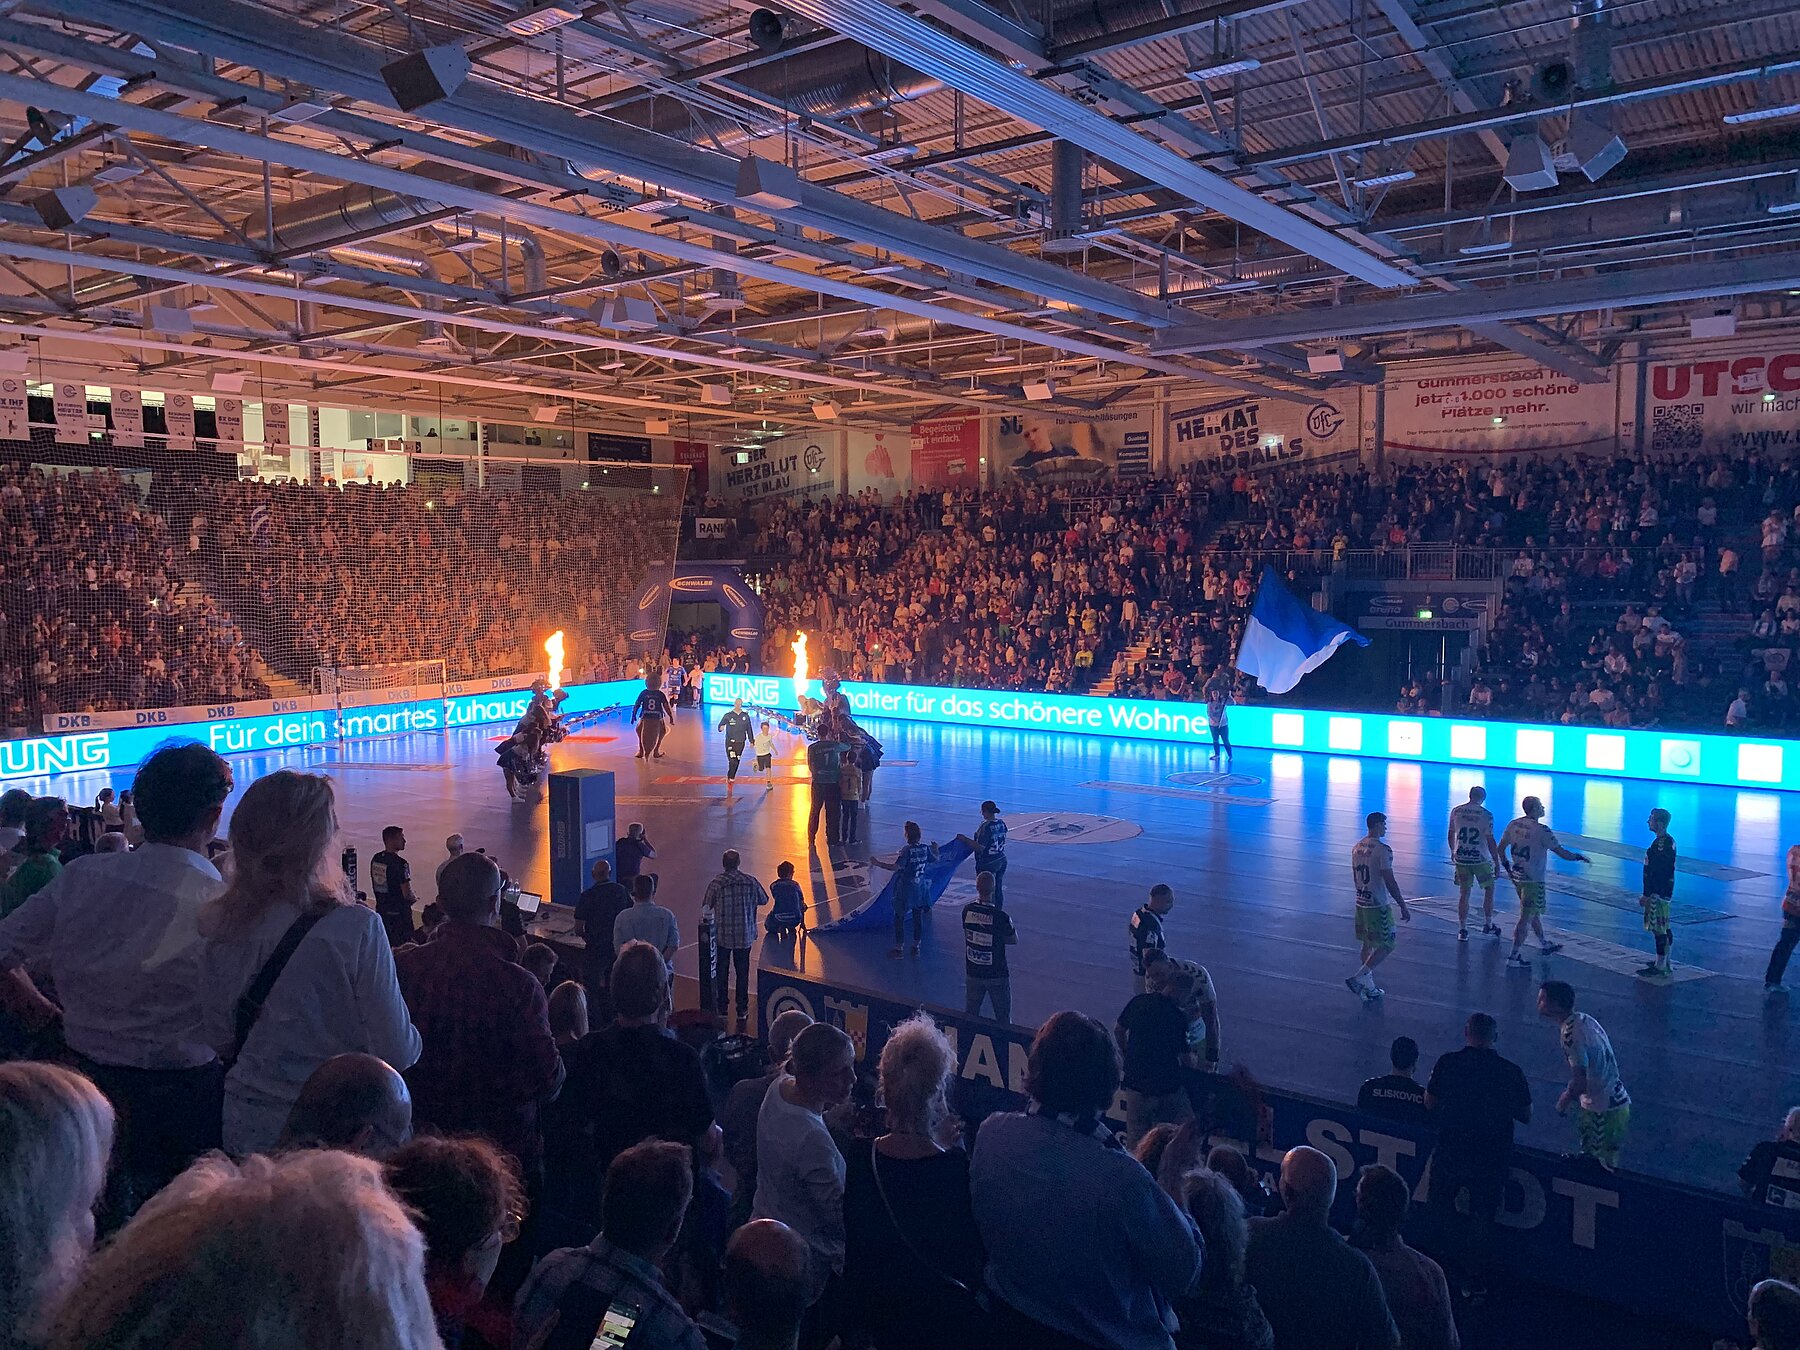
341 845 357 889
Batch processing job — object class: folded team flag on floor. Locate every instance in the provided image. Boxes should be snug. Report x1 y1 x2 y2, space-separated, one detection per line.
1235 565 1370 695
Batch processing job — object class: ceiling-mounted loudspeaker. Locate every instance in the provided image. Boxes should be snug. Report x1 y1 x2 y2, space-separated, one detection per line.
1503 133 1557 192
1306 350 1345 374
600 249 623 279
1690 311 1737 340
645 418 672 434
147 304 196 334
748 9 792 53
1022 378 1056 401
736 155 806 211
700 384 732 406
210 372 246 393
1568 111 1627 182
532 404 563 422
31 186 97 231
380 45 470 112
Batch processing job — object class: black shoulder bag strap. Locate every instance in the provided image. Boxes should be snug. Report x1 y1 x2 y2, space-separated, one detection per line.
226 910 325 1068
868 1141 972 1296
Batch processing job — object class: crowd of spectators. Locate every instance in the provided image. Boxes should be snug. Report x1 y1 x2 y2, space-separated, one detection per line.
0 467 680 729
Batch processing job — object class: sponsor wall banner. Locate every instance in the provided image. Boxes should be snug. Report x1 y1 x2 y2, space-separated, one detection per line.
165 391 196 450
262 401 291 448
587 431 652 463
755 967 1792 1339
992 407 1155 484
702 672 1800 793
53 381 98 438
670 439 710 494
1641 342 1800 456
845 426 911 497
911 417 982 489
111 388 144 448
214 397 244 446
1384 360 1617 456
715 433 835 503
0 376 25 440
1168 393 1359 475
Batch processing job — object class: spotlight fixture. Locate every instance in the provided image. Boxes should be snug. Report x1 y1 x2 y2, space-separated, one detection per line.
1184 56 1261 82
504 0 585 37
379 45 470 113
1022 378 1056 402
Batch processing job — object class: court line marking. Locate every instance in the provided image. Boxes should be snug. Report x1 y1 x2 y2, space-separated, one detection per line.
1407 895 1716 982
1081 779 1277 807
1556 832 1765 882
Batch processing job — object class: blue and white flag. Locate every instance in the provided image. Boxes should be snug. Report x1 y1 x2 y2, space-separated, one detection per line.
1235 566 1369 695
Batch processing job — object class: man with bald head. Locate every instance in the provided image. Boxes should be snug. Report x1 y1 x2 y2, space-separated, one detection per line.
726 1219 812 1350
1246 1145 1399 1350
277 1052 413 1158
395 849 564 1182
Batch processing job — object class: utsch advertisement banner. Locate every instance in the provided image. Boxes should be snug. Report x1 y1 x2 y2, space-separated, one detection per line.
992 407 1154 484
846 426 912 497
1384 360 1617 457
911 418 982 489
1168 394 1359 475
1640 343 1800 456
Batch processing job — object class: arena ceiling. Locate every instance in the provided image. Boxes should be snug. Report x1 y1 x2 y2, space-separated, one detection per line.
0 0 1798 435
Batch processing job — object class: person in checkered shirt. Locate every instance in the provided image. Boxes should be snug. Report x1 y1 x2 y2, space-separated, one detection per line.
514 1140 709 1350
703 850 770 1022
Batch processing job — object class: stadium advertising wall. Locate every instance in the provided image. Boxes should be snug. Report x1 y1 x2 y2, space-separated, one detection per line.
844 426 913 496
712 432 837 503
1167 390 1361 476
1383 358 1620 457
756 967 1793 1338
0 679 644 785
702 672 1800 793
910 417 983 489
1640 340 1800 457
990 407 1154 484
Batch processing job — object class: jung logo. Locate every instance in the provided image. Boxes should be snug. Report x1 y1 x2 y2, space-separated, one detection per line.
0 733 109 779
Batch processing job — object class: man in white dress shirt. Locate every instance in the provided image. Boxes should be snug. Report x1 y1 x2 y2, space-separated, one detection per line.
0 742 234 1213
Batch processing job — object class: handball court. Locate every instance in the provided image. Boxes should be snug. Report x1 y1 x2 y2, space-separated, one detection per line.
85 708 1800 1198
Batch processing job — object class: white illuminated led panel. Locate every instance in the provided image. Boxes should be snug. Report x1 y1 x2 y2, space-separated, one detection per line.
1328 717 1363 751
1387 721 1423 755
1271 713 1306 747
1738 743 1784 785
1585 734 1626 772
1659 739 1701 777
1449 724 1487 760
1515 728 1555 766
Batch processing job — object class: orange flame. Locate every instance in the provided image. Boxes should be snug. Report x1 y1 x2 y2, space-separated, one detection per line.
545 630 566 691
791 631 810 705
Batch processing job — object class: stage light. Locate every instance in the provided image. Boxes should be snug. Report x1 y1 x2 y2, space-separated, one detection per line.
380 45 470 112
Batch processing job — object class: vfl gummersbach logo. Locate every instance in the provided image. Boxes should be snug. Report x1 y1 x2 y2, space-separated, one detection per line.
1306 403 1346 439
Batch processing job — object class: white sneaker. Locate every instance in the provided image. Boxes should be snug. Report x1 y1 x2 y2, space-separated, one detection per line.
1362 984 1385 1001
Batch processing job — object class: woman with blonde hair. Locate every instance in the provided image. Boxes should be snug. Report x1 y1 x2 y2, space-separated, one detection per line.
199 770 419 1156
45 1150 443 1350
0 1063 114 1350
841 1013 988 1349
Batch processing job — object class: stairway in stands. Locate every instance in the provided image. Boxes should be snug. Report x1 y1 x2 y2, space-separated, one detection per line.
1089 640 1152 696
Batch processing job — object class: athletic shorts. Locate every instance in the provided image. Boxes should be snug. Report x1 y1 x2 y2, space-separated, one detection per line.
755 753 772 771
1514 879 1547 917
1642 895 1672 935
1577 1105 1630 1169
1455 860 1496 887
1355 904 1396 951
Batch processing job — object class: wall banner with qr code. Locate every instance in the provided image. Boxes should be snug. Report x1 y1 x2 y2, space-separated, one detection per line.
1639 342 1800 457
1382 357 1619 458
